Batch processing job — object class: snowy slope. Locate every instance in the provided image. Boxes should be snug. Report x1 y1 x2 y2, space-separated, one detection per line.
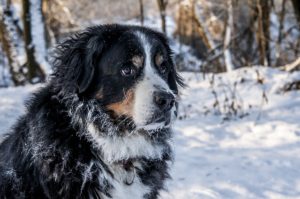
161 67 300 199
0 85 40 137
0 68 300 199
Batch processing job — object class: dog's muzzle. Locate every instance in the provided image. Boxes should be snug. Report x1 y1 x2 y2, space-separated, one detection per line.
149 91 176 125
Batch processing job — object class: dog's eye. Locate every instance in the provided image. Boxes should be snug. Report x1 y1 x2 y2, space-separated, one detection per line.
121 66 136 77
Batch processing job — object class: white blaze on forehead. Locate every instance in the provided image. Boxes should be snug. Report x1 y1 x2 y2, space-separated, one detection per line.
135 32 170 92
132 32 172 127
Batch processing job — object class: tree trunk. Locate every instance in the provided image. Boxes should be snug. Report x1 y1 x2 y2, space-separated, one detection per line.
223 0 235 72
157 0 168 34
139 0 144 26
191 0 224 72
291 0 300 26
174 0 224 72
43 0 75 44
23 0 49 82
240 0 258 66
23 0 42 81
0 0 26 85
256 0 270 66
275 0 286 65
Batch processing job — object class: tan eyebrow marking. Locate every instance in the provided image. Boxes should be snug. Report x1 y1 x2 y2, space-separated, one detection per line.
132 55 143 68
155 53 164 66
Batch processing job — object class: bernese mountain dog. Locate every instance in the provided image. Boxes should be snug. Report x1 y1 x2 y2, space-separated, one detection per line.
0 24 184 199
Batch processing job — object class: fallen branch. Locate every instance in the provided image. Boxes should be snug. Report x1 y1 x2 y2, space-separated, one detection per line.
280 57 300 72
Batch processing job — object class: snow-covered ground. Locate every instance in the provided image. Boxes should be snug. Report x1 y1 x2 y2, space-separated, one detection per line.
0 67 300 199
162 68 300 199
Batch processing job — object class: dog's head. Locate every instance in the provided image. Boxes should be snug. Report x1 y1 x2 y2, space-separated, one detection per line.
53 25 183 133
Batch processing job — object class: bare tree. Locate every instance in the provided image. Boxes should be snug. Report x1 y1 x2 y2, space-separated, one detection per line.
0 0 26 85
275 0 287 65
22 0 50 82
174 0 224 72
44 0 76 43
223 0 234 71
281 57 300 71
256 0 270 66
192 7 214 51
157 0 168 33
291 0 300 26
139 0 144 26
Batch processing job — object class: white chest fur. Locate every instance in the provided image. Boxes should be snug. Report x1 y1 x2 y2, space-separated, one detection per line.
101 162 150 199
86 124 168 198
87 124 166 164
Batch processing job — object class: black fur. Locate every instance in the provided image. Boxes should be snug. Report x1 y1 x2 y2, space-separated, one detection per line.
0 24 183 199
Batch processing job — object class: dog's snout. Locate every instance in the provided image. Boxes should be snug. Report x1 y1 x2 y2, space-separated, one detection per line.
153 91 175 111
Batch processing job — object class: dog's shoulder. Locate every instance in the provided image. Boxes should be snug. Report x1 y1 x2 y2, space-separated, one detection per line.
0 86 105 198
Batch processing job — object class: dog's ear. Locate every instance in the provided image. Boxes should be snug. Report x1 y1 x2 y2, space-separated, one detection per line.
77 36 103 94
168 67 185 94
165 45 185 94
52 31 104 94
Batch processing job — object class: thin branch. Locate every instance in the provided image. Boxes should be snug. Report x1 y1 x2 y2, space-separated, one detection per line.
280 57 300 72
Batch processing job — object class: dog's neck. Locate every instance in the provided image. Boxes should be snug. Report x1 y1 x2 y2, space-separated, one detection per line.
59 94 172 164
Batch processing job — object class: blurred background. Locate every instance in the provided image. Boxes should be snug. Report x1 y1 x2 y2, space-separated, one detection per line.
1 1 300 198
0 0 299 86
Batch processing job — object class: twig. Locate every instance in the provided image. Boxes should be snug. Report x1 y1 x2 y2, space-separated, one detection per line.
280 57 300 72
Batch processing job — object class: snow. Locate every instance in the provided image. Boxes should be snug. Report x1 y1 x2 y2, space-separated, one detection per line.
0 67 299 198
0 85 40 136
161 67 300 199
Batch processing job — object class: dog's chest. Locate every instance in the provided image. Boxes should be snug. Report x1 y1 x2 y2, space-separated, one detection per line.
101 161 150 199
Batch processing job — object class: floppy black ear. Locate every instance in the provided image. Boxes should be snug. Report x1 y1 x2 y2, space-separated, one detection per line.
168 69 185 95
52 31 104 94
166 45 185 94
77 36 103 94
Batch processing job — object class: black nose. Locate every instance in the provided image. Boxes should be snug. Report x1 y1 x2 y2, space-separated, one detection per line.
153 91 175 111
